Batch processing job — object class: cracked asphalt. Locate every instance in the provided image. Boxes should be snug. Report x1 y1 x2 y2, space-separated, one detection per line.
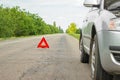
0 34 91 80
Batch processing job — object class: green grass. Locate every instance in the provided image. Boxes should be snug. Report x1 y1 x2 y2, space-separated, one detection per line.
68 33 80 40
0 37 17 41
0 35 41 41
0 33 62 41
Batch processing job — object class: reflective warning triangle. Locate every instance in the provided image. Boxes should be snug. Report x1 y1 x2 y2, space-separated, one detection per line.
37 37 49 48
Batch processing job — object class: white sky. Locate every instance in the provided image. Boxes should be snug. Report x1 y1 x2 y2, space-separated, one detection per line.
0 0 89 31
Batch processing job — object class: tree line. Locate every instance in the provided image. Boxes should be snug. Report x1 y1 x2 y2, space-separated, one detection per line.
0 5 63 38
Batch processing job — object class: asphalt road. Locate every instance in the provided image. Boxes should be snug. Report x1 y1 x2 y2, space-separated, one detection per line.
0 34 91 80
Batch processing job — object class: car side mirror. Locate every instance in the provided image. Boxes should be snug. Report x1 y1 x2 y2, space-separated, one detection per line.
83 0 100 8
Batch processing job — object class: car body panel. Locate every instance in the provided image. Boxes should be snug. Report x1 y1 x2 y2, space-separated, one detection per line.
97 30 120 74
82 0 120 74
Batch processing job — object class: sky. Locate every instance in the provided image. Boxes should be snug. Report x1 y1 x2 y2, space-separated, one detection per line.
0 0 89 31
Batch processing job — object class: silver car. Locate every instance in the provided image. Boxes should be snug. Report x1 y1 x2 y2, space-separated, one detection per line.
80 0 120 80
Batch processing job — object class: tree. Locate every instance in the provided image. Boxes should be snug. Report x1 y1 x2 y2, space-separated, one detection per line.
66 22 77 33
0 5 64 38
59 26 64 33
53 21 56 27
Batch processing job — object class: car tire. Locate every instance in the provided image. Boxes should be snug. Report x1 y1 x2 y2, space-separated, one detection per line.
91 35 113 80
80 38 89 63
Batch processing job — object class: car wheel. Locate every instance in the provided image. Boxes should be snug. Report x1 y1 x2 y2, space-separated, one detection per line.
80 38 89 63
91 35 113 80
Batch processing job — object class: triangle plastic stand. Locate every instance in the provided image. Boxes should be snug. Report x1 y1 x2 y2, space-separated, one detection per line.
37 37 49 48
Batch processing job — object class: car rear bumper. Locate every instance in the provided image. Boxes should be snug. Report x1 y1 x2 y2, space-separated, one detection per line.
97 30 120 74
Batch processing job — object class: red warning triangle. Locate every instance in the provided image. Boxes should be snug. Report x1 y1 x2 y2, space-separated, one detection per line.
37 37 49 48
